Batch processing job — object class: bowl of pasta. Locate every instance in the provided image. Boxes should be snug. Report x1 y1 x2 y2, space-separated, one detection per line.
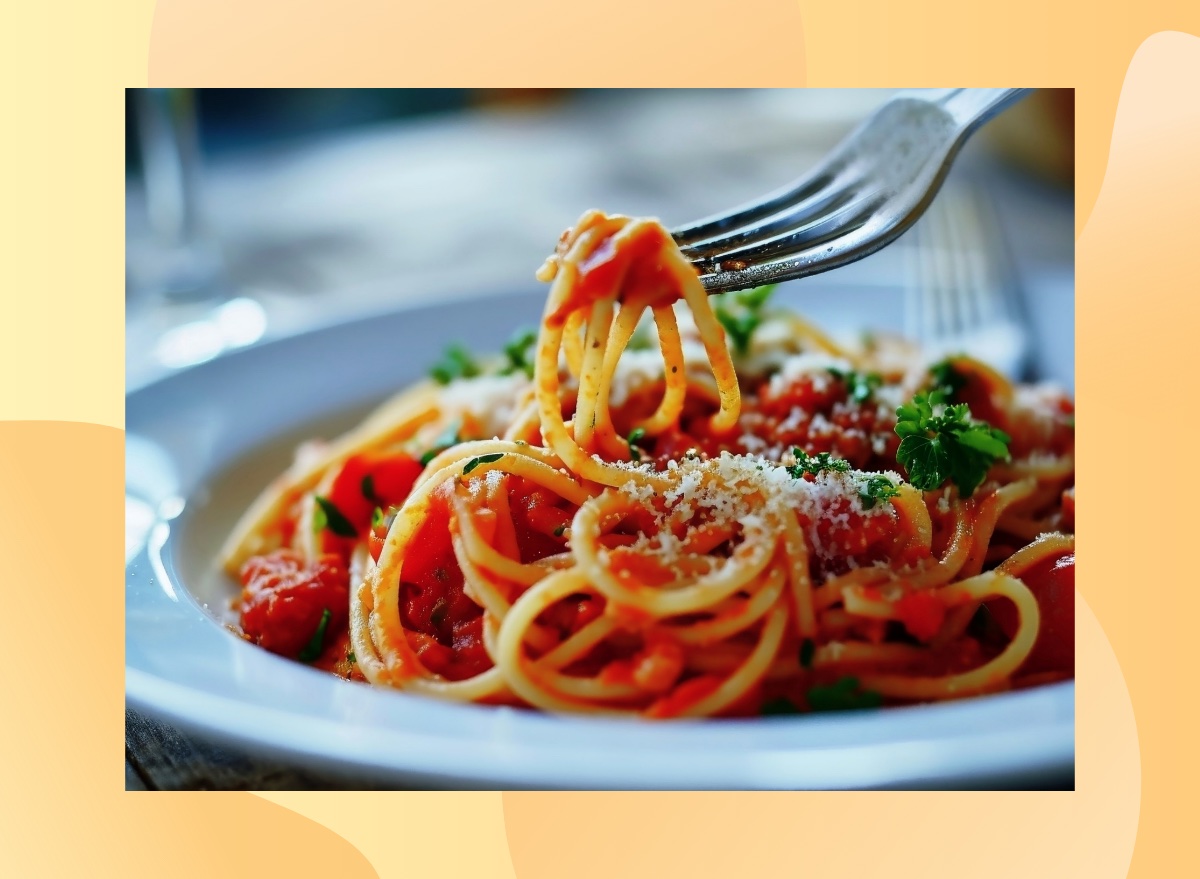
125 212 1074 788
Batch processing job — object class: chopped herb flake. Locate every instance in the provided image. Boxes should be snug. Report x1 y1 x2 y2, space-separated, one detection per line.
429 344 480 385
421 420 464 466
360 474 380 505
298 608 332 662
760 697 799 716
807 676 883 712
627 427 647 461
714 283 777 355
787 448 851 479
501 327 538 378
462 453 504 475
929 358 967 399
314 496 358 538
858 474 901 510
799 638 816 668
828 368 883 404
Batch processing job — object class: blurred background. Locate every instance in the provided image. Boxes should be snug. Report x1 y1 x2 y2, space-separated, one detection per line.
125 88 1074 390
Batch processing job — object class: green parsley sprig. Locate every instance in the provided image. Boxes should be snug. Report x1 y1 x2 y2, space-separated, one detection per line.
828 368 883 404
894 391 1010 496
714 284 777 356
420 420 465 466
807 676 883 712
429 344 481 385
500 327 538 379
858 474 901 510
929 358 967 400
787 448 851 479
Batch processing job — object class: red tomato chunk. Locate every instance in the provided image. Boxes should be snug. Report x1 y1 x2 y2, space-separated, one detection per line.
239 549 349 659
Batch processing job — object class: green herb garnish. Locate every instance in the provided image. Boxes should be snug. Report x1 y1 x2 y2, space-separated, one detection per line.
828 368 883 404
627 427 648 462
298 608 332 662
553 524 567 538
760 697 799 716
313 496 358 538
714 283 777 355
894 391 1011 496
421 420 464 466
787 448 851 479
430 344 481 385
799 638 816 669
501 327 538 379
371 506 385 528
361 474 380 505
858 474 901 510
462 453 504 475
346 651 356 663
929 358 967 399
806 676 883 712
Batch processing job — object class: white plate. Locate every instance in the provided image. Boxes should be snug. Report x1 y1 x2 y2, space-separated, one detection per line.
125 286 1074 789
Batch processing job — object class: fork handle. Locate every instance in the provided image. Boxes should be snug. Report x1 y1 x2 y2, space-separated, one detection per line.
917 88 1034 132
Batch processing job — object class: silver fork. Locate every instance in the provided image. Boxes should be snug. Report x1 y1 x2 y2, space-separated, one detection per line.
672 88 1031 294
905 184 1030 378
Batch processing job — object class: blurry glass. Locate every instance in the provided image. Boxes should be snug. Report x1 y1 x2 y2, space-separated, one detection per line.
127 88 224 302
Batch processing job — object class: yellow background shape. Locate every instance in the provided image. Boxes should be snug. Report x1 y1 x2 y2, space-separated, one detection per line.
0 0 1193 875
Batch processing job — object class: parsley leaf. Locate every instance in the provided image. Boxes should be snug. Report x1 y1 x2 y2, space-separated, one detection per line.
828 368 883 404
462 453 504 475
799 638 816 669
421 420 464 466
806 676 883 712
313 496 358 538
787 448 851 479
500 327 538 379
929 358 967 399
714 283 777 355
429 344 480 385
760 697 800 716
298 608 332 663
858 474 900 510
360 474 380 505
627 427 647 462
894 391 1011 496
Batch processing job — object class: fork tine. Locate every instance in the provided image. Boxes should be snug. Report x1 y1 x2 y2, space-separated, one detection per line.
694 187 884 268
692 216 894 294
905 184 1030 377
673 89 1032 295
678 164 867 261
671 154 850 247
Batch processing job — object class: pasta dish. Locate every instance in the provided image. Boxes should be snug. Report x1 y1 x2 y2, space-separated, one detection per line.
220 211 1075 718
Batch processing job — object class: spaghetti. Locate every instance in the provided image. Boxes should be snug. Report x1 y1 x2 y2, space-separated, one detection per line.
221 211 1075 718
